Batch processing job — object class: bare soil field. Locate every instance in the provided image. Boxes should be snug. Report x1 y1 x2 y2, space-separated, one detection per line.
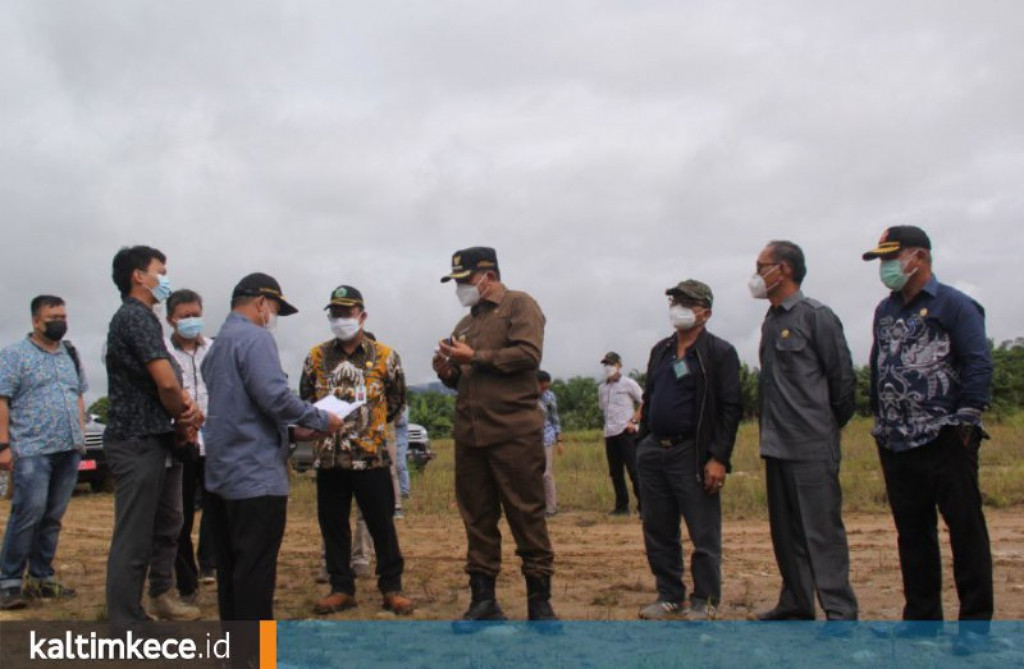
2 488 1023 623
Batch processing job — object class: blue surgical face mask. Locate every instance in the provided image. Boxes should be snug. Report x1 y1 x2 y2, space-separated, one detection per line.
880 257 915 291
149 274 173 303
176 316 203 340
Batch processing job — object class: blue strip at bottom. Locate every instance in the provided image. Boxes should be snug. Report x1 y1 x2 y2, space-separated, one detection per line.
278 621 1023 668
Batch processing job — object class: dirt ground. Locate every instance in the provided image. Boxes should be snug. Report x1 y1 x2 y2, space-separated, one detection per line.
2 490 1023 623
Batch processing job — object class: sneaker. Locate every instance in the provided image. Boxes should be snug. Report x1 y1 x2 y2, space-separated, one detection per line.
382 591 416 616
149 592 201 621
545 509 558 518
690 598 718 620
23 578 77 600
199 569 215 585
393 508 405 519
352 563 373 578
313 591 358 615
0 587 27 610
639 600 690 620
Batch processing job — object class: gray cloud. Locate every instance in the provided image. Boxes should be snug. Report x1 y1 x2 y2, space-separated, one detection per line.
1 0 1021 404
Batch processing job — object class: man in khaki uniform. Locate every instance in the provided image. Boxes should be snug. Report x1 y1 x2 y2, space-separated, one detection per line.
433 246 557 622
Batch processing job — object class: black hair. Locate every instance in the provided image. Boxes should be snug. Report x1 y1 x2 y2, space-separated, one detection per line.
537 370 552 383
768 240 807 285
112 245 167 298
167 289 203 317
31 295 65 316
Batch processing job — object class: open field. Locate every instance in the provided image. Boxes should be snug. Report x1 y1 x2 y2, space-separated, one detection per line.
2 417 1023 623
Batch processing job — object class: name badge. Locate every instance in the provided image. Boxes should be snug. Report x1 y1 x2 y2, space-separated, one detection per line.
673 359 690 379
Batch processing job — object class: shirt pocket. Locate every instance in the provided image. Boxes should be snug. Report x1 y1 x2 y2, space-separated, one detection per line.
773 333 809 372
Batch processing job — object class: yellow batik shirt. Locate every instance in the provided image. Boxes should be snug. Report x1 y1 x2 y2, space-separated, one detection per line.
299 336 406 470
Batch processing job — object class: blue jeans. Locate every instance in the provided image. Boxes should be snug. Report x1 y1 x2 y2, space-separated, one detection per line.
395 422 410 497
0 450 81 589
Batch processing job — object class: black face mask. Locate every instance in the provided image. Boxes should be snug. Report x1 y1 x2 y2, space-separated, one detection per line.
43 320 68 342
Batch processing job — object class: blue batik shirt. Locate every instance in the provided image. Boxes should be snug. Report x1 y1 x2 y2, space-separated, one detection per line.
0 336 88 457
870 275 992 452
539 389 561 447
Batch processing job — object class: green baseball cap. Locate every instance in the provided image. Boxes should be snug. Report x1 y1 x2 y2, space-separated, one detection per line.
666 279 713 307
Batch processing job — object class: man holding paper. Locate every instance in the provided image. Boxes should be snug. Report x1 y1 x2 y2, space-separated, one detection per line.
202 273 344 621
299 285 414 616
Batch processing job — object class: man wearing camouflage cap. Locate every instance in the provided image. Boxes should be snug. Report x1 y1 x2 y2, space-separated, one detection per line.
433 247 557 623
750 241 858 624
636 279 742 620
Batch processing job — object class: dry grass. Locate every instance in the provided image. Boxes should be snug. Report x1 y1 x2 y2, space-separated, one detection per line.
289 415 1024 519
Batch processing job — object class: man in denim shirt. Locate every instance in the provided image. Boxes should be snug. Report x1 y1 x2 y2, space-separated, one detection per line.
863 226 993 646
203 273 343 621
0 296 86 610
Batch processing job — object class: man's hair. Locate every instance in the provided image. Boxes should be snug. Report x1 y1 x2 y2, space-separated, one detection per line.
167 289 203 317
111 245 166 298
231 294 260 310
768 240 807 285
537 370 552 383
31 295 65 316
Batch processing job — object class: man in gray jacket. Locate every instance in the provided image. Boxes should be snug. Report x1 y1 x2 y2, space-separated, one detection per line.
750 241 858 622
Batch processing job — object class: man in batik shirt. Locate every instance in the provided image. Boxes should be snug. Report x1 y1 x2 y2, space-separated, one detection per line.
299 285 414 616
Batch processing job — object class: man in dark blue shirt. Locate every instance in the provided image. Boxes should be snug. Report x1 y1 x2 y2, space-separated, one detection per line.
636 280 742 620
864 226 993 647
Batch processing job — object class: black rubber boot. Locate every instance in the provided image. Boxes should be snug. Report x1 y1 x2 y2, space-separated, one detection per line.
526 575 559 621
461 573 507 621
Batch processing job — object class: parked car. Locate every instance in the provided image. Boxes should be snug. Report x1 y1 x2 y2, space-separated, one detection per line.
78 416 112 492
290 423 434 473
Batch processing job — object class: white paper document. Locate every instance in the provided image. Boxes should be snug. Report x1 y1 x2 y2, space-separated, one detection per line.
313 395 363 419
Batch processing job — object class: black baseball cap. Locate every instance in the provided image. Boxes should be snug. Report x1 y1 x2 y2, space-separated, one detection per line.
440 247 499 283
862 226 931 260
232 272 298 316
601 351 622 365
666 279 714 308
324 285 364 310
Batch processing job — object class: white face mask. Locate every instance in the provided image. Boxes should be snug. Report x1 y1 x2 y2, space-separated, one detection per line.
260 302 279 333
330 316 362 341
603 364 619 379
669 305 697 330
748 265 780 300
456 283 481 308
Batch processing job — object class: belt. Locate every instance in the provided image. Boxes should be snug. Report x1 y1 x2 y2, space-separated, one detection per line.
654 433 695 448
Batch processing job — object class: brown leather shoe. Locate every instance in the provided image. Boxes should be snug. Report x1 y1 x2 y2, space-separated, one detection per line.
382 591 416 616
313 591 358 615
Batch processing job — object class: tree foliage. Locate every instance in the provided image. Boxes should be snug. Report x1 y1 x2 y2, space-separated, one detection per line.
87 396 110 423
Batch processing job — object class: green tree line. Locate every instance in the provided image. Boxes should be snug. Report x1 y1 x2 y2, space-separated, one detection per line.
87 339 1024 439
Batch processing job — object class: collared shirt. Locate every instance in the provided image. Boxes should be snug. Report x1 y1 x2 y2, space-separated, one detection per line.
598 375 643 437
104 297 180 442
539 389 561 446
0 336 88 457
166 335 212 454
441 284 546 447
202 312 329 500
645 347 697 438
759 290 856 461
870 275 992 452
299 335 406 470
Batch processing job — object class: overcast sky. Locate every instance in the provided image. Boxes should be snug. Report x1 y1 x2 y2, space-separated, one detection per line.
2 1 1022 403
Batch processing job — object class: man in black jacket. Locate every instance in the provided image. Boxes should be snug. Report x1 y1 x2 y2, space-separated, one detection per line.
636 279 742 620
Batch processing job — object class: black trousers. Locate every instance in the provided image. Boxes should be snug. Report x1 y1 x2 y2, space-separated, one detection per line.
317 467 404 596
878 427 993 621
637 436 721 605
175 452 215 596
205 493 287 621
605 431 641 512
